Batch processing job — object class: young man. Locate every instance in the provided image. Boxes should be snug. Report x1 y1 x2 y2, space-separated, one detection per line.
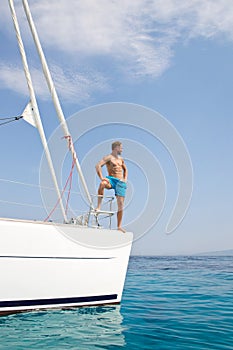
95 141 128 233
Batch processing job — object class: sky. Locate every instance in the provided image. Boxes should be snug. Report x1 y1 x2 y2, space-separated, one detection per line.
0 0 233 255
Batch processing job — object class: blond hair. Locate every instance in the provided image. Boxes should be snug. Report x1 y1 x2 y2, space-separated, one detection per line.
112 141 122 150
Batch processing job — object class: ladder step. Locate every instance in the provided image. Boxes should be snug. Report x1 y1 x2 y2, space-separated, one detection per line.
91 210 114 216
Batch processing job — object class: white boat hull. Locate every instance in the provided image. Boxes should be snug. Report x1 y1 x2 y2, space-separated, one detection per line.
0 218 133 315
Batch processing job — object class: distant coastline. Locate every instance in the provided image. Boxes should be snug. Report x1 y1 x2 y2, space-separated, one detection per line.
196 249 233 256
131 249 233 257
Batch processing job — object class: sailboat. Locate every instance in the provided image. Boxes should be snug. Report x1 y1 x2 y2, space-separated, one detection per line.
0 0 133 315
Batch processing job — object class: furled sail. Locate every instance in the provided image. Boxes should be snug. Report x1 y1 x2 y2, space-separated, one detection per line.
22 101 37 127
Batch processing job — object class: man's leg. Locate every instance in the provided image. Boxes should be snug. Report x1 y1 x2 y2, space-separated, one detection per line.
116 196 126 232
96 179 111 210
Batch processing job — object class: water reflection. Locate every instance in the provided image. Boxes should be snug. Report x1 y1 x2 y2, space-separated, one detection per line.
66 306 126 348
0 305 126 349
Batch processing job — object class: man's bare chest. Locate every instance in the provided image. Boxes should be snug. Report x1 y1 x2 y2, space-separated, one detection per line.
107 158 122 169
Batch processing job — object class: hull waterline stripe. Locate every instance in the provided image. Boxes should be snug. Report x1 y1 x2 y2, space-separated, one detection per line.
0 294 118 309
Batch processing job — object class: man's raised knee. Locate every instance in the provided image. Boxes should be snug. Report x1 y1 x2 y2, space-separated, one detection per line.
101 179 111 189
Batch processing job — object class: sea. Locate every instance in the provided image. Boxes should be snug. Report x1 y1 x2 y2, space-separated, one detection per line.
0 256 233 350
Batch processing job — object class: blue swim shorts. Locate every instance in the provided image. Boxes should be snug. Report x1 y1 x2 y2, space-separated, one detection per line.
106 176 127 197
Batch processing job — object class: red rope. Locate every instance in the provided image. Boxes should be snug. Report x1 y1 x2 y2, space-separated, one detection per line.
44 135 76 222
65 158 75 215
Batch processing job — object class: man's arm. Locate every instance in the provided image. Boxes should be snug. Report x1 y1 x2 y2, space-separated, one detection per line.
122 160 128 182
95 155 110 181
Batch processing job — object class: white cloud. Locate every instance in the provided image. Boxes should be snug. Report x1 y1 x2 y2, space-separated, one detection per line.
1 0 233 101
0 63 29 97
30 0 174 78
49 65 109 102
0 62 108 103
26 0 233 78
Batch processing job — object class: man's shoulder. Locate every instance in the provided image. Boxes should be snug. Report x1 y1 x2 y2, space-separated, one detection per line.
103 154 112 162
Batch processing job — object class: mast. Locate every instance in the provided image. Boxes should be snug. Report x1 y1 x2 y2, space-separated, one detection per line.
22 0 93 209
8 0 67 222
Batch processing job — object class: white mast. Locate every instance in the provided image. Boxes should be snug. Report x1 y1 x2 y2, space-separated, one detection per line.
22 0 93 209
8 0 67 222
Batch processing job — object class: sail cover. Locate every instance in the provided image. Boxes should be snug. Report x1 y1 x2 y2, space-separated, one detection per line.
22 101 37 127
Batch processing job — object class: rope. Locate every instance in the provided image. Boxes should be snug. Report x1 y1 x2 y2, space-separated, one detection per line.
63 135 77 215
0 199 44 209
44 136 76 222
0 115 23 127
44 160 75 221
65 159 75 215
0 178 81 195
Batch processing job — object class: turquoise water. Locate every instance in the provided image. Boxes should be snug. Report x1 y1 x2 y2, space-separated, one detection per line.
0 256 233 349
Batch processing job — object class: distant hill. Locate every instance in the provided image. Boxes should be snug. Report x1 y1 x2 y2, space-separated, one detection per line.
197 249 233 256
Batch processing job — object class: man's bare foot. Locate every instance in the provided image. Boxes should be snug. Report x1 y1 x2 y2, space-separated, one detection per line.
118 227 126 233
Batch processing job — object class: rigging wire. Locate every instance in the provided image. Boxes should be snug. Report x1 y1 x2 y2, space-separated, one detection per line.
0 178 81 195
0 115 23 127
44 136 76 222
44 158 76 222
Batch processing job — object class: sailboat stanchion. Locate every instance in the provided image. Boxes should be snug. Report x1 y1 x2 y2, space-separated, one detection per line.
8 0 67 222
22 0 94 213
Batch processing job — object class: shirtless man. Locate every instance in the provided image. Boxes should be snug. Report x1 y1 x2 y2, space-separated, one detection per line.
95 141 128 233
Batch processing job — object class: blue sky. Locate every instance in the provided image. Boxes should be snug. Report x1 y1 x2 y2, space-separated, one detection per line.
0 0 233 255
